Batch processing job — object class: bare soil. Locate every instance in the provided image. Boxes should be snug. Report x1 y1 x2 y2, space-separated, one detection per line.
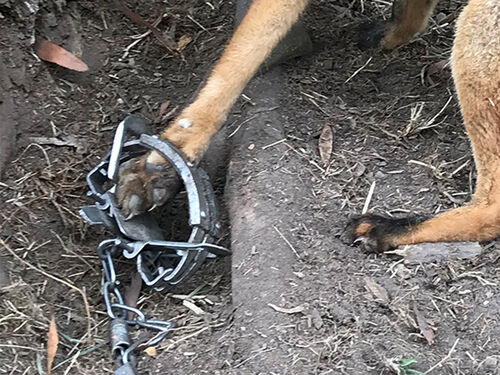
1 1 500 375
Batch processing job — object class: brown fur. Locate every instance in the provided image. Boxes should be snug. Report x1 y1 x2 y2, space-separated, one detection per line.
148 0 438 164
380 0 439 49
120 0 441 216
347 0 500 251
389 0 500 247
118 0 500 249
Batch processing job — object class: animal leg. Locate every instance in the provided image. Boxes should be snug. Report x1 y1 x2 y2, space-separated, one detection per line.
117 0 310 217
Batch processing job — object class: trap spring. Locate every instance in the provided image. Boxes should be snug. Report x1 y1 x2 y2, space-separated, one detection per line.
80 116 230 374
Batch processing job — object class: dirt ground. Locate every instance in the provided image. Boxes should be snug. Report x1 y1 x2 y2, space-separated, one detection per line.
1 0 500 374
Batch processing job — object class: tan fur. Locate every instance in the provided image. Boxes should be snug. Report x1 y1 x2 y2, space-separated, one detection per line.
147 0 438 164
380 0 439 49
392 0 500 246
146 0 309 165
355 222 374 237
120 0 500 247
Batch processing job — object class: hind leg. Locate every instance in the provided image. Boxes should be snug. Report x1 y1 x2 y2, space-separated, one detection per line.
346 0 500 252
359 0 439 49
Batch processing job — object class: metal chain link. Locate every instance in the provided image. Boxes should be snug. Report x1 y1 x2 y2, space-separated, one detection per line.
80 118 230 374
99 240 176 375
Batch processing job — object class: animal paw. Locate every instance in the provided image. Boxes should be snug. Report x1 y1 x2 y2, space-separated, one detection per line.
116 154 181 218
341 214 423 253
357 20 391 50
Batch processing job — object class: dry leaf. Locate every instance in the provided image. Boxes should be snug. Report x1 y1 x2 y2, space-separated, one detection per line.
144 346 157 356
29 135 87 153
413 303 435 345
36 39 89 72
318 125 333 166
386 242 482 265
177 35 192 52
158 100 171 117
364 278 390 304
268 303 305 314
47 313 59 375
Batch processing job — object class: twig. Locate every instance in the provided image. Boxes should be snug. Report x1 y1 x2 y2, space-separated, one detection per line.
187 15 209 33
0 238 92 341
284 142 326 174
63 350 81 375
424 95 453 128
233 347 275 368
273 226 301 259
113 0 178 56
165 326 209 350
362 181 376 214
0 344 42 351
262 139 286 150
425 338 459 374
228 114 258 139
345 57 373 83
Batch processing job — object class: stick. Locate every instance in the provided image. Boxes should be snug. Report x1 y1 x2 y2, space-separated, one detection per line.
425 338 459 374
0 238 92 341
273 226 301 259
113 0 178 56
362 181 376 214
345 57 373 83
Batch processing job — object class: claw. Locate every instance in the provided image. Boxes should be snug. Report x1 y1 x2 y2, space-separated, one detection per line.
116 152 181 218
353 236 366 245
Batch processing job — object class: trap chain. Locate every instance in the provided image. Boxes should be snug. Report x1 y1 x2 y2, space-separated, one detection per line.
80 116 230 374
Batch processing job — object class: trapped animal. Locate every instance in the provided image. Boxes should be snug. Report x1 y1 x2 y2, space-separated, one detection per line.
116 0 500 252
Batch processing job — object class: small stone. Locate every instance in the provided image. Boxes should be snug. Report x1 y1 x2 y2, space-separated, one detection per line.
435 12 447 23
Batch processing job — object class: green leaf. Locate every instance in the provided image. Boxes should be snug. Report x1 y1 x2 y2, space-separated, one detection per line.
400 358 417 367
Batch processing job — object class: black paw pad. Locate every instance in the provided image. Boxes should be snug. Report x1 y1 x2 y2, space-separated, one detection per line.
357 20 390 50
342 214 425 253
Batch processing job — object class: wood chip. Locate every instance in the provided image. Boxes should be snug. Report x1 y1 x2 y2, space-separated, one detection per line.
318 125 333 166
268 303 305 314
364 277 390 304
144 346 157 356
47 313 59 375
413 302 435 345
124 272 142 320
29 135 86 153
183 300 205 315
35 38 89 72
177 35 192 52
387 242 482 264
158 100 170 117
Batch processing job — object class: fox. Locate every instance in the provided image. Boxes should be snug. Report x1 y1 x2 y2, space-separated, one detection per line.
116 0 500 253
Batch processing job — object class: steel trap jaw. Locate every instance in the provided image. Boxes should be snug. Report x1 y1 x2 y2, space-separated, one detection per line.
80 115 230 290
